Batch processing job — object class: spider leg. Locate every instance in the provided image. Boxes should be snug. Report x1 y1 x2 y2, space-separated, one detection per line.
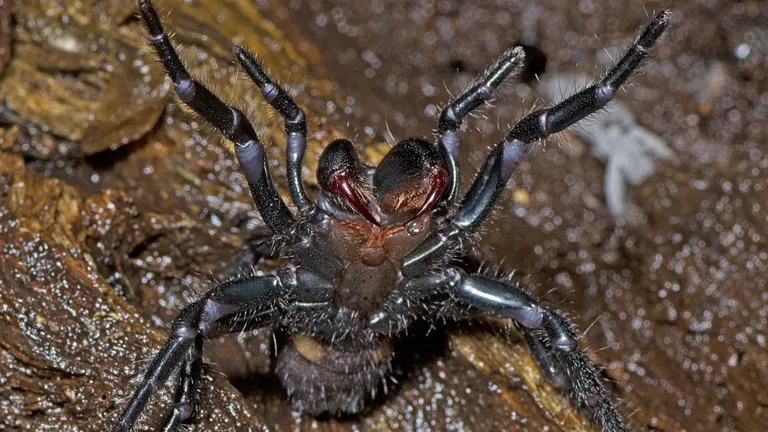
234 47 314 212
521 327 568 388
447 269 576 348
438 46 525 203
509 11 669 143
402 11 670 278
547 337 630 432
378 268 575 348
161 333 203 432
371 269 573 344
137 0 294 233
456 10 670 229
374 268 627 432
111 270 293 432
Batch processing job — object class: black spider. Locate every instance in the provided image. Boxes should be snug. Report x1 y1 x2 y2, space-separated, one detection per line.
114 2 670 431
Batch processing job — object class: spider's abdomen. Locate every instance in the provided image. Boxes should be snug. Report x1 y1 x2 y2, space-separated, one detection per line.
275 334 392 415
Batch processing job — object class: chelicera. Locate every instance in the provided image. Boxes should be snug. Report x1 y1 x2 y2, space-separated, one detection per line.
114 2 670 431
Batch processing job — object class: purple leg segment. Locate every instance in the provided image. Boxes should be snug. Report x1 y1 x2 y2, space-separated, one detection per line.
138 0 295 233
438 46 525 203
111 271 290 432
235 46 313 212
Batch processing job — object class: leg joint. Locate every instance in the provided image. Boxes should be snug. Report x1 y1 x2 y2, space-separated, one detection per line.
174 78 196 103
172 326 199 339
594 84 616 106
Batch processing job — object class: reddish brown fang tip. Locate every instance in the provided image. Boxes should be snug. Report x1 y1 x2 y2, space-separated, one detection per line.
328 172 381 226
403 168 448 226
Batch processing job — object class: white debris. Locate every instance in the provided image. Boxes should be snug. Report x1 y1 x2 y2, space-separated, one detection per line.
540 73 674 217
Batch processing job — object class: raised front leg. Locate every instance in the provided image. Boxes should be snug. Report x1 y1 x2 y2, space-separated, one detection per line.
402 13 670 278
456 11 670 230
111 270 294 432
138 0 295 233
509 11 669 142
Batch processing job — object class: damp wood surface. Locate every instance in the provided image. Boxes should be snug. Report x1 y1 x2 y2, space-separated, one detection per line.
1 1 767 431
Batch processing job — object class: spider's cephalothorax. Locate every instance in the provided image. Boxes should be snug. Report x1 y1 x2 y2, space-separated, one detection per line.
114 2 670 431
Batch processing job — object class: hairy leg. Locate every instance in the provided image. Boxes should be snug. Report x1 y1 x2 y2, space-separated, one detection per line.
234 47 313 213
437 46 525 203
111 271 292 432
137 0 295 233
371 268 627 432
401 11 670 279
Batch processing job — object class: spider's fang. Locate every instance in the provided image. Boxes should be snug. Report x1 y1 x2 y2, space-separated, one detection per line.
403 168 448 227
328 171 381 226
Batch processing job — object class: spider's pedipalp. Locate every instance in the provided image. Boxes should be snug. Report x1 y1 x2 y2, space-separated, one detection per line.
438 46 525 204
